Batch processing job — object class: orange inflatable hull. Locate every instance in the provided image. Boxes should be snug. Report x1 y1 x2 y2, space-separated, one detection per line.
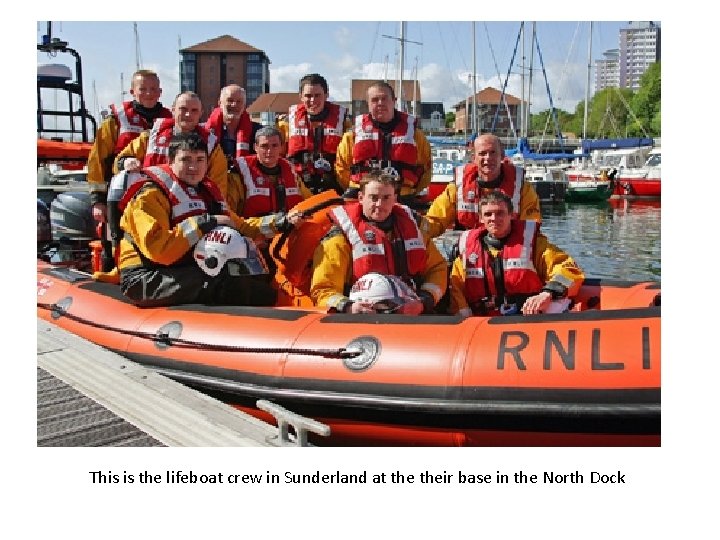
37 139 92 168
37 261 661 446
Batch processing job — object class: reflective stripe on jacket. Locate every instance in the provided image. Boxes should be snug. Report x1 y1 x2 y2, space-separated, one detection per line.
143 119 217 167
351 112 419 188
330 202 426 281
113 101 171 153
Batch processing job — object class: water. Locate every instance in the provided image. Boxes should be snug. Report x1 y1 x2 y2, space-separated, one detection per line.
539 199 661 282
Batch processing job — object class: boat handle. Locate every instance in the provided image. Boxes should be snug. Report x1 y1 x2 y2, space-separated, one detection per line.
256 399 331 447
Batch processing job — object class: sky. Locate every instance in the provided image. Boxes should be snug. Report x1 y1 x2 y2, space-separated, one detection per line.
36 20 636 124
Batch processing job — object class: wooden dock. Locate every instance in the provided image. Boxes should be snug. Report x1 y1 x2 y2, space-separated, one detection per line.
37 319 306 447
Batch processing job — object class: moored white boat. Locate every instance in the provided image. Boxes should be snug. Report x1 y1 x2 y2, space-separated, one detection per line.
611 147 661 198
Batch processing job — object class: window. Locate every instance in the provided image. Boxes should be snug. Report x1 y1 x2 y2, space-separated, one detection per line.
180 53 196 92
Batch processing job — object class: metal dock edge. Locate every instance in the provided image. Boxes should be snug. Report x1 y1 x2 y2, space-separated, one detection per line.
37 318 280 447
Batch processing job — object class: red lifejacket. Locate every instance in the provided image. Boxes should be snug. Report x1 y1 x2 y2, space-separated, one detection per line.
118 164 227 224
351 112 420 188
236 156 304 217
287 102 346 158
111 101 172 154
204 107 254 159
458 220 544 314
143 119 217 167
455 158 525 229
330 202 426 281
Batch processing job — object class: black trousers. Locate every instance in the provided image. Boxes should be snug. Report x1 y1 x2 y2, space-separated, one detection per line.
120 265 277 308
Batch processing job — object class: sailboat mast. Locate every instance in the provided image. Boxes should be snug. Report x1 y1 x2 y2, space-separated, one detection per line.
134 22 142 70
583 21 593 139
472 22 478 135
520 22 526 138
398 21 405 112
527 22 536 136
413 57 418 116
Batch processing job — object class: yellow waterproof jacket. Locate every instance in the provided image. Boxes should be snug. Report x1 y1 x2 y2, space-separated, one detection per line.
277 120 290 155
334 128 432 196
113 131 229 200
421 180 542 238
87 116 121 205
310 227 448 311
448 231 585 315
118 184 278 271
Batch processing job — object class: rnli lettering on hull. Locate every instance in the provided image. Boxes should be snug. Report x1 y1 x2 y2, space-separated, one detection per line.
495 326 653 370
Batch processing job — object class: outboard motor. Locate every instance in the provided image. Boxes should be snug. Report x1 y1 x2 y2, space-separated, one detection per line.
37 198 51 244
43 191 94 270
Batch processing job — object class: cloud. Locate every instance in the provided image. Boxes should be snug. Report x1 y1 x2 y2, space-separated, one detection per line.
270 63 313 93
333 26 353 50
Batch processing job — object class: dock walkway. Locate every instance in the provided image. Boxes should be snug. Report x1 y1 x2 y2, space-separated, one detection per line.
37 319 282 447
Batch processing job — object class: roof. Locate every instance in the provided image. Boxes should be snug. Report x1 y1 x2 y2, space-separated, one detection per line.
246 92 298 114
452 87 522 109
581 137 654 152
181 35 264 54
420 102 445 116
351 79 422 102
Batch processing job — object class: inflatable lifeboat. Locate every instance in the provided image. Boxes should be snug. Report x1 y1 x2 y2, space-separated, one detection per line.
37 259 660 447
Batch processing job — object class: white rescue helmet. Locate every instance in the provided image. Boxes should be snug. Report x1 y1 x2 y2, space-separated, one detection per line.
349 273 419 313
194 226 268 277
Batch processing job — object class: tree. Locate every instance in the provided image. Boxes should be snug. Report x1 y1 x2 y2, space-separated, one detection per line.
445 111 456 129
584 87 635 138
529 108 575 137
627 62 661 137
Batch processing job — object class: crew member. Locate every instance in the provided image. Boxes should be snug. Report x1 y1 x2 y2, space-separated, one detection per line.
204 84 262 211
449 191 583 317
278 73 350 195
117 132 303 307
113 91 229 199
334 81 432 199
311 171 446 314
421 133 541 238
87 69 171 270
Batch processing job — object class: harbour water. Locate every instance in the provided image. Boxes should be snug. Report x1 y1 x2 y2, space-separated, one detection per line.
539 199 661 282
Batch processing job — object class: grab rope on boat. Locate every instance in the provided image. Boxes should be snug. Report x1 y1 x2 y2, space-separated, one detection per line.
37 302 362 359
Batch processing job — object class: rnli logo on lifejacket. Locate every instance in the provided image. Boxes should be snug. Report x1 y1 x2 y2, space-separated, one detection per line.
467 190 476 201
299 119 306 127
364 230 375 242
158 135 167 145
205 229 232 244
364 125 373 132
468 253 479 265
187 187 197 196
256 176 265 185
